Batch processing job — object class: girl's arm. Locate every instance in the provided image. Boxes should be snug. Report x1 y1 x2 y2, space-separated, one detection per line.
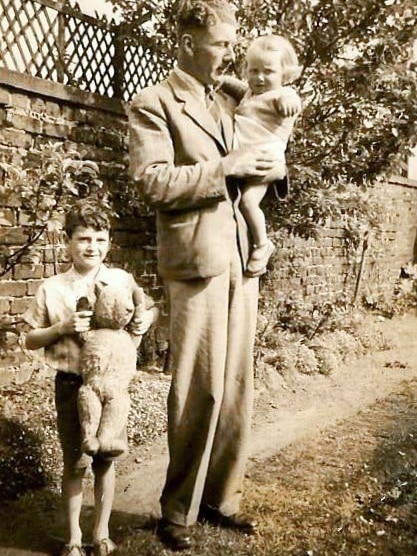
275 87 302 117
219 75 248 102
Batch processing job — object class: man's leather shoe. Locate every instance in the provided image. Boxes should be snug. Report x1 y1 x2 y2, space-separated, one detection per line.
198 506 257 534
157 519 192 551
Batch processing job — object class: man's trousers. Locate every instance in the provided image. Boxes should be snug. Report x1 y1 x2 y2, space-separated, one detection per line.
160 247 259 526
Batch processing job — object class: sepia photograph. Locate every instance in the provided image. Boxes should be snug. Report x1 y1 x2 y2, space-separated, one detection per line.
0 1 417 554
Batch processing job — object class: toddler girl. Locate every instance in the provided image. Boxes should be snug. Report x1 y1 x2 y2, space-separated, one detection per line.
234 34 302 276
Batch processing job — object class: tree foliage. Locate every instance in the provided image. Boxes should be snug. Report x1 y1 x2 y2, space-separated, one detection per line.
0 142 109 278
110 0 417 244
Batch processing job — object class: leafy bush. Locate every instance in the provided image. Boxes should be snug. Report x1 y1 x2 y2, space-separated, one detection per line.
363 263 417 318
257 307 392 378
0 372 61 501
258 291 354 341
0 419 54 500
0 142 110 279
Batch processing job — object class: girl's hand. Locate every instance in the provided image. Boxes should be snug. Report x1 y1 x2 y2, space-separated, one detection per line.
276 88 302 117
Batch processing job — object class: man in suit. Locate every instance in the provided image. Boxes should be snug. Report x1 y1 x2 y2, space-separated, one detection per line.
128 0 287 550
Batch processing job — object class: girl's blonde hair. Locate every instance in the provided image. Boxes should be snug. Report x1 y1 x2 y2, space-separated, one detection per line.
246 34 302 85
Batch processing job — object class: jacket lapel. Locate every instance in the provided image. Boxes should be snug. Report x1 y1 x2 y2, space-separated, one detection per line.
167 70 228 152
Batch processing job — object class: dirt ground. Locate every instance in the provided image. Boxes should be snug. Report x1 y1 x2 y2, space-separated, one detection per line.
1 313 417 555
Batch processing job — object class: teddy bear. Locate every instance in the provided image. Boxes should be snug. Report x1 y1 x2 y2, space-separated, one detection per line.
76 282 145 458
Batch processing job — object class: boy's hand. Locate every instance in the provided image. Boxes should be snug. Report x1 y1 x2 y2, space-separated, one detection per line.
60 310 93 335
129 309 155 336
276 88 302 117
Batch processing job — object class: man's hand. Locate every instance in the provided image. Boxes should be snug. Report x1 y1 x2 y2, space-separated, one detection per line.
222 147 283 180
265 160 286 182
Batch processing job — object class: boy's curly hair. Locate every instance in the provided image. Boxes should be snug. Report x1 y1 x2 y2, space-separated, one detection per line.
65 197 112 237
175 0 236 36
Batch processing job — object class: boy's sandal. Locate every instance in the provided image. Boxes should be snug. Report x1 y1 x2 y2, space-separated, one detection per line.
60 545 87 556
92 538 117 556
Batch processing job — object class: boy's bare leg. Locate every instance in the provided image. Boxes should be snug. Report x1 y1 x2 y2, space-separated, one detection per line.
92 459 116 544
62 466 84 547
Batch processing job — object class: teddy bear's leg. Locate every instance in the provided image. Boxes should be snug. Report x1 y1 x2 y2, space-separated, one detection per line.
97 392 130 458
78 384 102 455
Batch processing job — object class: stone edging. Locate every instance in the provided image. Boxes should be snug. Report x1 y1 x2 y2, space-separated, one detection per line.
0 67 127 116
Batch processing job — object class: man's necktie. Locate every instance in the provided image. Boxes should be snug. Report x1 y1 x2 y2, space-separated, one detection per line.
205 86 226 146
205 86 222 128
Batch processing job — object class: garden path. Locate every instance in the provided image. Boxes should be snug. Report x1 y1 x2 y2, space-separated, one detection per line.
113 313 417 517
2 313 417 555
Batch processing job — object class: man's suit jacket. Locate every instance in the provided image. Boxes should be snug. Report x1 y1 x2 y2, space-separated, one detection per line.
128 69 250 281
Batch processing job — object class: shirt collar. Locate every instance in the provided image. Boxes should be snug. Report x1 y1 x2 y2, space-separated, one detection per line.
66 264 112 285
174 67 206 100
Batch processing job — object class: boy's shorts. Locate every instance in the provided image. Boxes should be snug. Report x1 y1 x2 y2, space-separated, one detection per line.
55 371 128 470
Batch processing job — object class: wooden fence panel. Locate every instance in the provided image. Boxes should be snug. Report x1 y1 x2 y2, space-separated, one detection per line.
0 0 168 100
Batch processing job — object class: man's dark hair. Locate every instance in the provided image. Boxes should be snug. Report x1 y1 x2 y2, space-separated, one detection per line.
65 197 112 237
175 0 236 37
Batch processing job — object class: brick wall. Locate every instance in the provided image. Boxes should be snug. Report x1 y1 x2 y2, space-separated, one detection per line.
260 178 417 307
0 69 161 302
0 70 164 368
1 68 417 367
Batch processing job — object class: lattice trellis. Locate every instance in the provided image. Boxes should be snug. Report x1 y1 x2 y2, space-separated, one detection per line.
64 13 116 96
0 0 61 81
0 0 170 100
123 41 168 102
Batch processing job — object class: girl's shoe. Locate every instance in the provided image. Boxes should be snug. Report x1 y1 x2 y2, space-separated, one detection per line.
245 239 275 277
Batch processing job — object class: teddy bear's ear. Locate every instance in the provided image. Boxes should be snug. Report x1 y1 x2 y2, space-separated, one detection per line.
94 281 105 299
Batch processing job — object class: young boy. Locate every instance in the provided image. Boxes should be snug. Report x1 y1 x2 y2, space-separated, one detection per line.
24 197 158 556
233 34 302 277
